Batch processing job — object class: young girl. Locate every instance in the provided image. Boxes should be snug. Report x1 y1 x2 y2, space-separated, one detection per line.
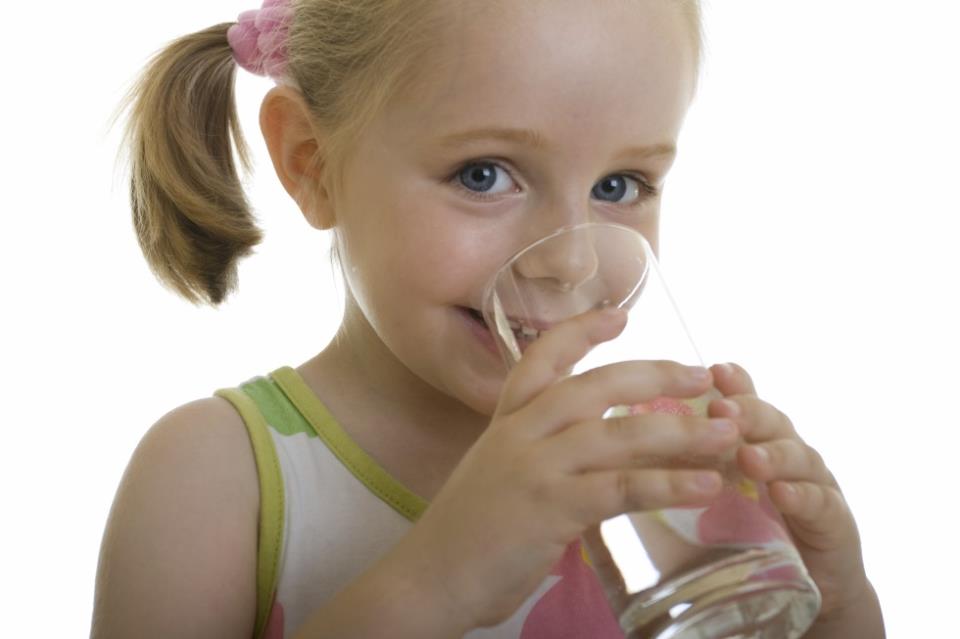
92 1 884 637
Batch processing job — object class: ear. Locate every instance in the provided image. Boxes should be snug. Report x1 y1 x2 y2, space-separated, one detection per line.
259 86 335 230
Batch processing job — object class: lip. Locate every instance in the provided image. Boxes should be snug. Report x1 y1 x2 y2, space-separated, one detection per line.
508 315 555 332
460 306 553 363
456 306 500 357
471 303 555 333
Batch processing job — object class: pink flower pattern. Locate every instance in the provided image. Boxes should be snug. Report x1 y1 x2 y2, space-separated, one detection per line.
520 540 623 638
628 396 791 548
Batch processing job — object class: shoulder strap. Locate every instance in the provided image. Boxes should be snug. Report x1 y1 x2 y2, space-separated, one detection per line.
215 386 285 639
270 366 429 522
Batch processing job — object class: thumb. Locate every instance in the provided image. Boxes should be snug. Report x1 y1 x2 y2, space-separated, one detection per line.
496 308 627 416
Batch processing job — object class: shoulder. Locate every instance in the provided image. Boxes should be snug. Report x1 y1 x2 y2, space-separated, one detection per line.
92 396 260 639
135 396 260 517
141 395 257 479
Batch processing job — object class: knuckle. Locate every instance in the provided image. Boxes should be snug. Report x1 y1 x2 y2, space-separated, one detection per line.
613 470 637 509
809 484 829 513
663 359 687 372
826 469 840 487
782 441 810 471
524 339 569 377
628 360 671 388
785 481 805 504
789 483 813 514
669 471 694 498
606 414 634 441
766 441 787 465
805 444 825 469
544 356 575 380
667 360 695 382
824 485 846 511
765 402 795 433
524 467 554 505
798 483 830 516
615 470 631 500
779 410 797 434
578 365 607 386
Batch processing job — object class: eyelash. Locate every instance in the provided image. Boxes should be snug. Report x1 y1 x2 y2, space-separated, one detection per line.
445 160 520 203
448 159 660 207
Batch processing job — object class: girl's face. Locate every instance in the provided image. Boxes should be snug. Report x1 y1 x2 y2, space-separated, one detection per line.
332 0 697 416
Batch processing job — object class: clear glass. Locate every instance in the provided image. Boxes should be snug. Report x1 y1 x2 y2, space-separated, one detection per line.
481 223 821 639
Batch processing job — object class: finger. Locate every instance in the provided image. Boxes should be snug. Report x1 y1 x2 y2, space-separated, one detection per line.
545 413 739 473
496 308 628 417
769 481 853 547
518 359 714 438
708 361 758 397
737 439 834 485
567 468 723 525
711 395 797 443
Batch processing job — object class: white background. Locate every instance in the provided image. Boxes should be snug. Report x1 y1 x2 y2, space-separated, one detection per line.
3 1 957 636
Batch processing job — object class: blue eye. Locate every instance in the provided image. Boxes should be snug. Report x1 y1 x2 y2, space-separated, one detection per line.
592 175 642 204
458 162 516 195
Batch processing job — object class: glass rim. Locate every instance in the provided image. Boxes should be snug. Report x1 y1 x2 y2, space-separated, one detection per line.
480 221 655 317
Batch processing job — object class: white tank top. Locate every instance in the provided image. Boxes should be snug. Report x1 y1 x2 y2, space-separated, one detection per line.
216 367 624 639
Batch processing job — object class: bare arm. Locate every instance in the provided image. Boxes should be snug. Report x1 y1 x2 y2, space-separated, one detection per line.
289 551 470 639
91 397 467 639
91 398 260 639
289 507 499 639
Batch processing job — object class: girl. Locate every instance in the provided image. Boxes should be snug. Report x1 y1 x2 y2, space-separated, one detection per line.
92 1 884 637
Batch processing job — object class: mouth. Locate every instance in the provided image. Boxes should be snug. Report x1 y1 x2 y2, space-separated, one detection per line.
460 306 549 345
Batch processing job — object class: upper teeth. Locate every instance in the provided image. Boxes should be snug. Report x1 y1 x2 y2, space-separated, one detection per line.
505 317 542 339
507 321 538 338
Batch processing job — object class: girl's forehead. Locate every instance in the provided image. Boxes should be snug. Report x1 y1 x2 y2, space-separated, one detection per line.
385 0 696 152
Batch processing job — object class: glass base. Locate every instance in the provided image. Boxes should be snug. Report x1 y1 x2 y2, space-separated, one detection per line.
619 548 821 639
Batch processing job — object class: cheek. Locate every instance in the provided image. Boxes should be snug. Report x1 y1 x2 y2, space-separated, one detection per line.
342 212 486 306
337 160 525 303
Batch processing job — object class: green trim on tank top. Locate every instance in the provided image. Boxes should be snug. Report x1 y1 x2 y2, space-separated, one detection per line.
270 366 429 522
213 386 285 639
240 376 316 438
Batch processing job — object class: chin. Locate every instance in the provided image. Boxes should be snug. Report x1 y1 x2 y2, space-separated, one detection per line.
444 370 506 418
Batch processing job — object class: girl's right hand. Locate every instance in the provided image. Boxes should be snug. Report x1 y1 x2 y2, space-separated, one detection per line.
381 308 738 633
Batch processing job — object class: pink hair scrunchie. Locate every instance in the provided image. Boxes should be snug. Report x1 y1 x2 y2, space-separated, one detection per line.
227 0 294 79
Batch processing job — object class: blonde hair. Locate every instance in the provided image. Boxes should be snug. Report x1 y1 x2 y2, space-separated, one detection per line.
115 0 702 305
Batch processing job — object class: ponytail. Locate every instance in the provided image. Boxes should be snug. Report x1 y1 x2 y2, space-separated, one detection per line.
116 23 261 305
113 0 703 308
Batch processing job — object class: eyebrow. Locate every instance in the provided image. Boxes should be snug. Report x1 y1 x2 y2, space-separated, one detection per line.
438 127 549 149
436 127 676 160
616 142 677 161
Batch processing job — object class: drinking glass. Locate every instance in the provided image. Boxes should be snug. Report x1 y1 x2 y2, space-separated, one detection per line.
481 222 821 639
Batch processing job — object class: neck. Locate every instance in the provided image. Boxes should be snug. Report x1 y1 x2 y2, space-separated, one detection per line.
298 295 489 497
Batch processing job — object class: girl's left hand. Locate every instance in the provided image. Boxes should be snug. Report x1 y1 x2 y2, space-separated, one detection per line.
706 362 878 625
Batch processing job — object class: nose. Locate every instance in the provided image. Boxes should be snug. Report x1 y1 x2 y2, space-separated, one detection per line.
512 224 600 291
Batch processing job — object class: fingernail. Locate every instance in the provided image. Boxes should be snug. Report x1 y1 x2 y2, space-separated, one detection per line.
709 419 736 435
719 362 736 376
751 445 769 463
689 366 711 381
720 399 740 416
